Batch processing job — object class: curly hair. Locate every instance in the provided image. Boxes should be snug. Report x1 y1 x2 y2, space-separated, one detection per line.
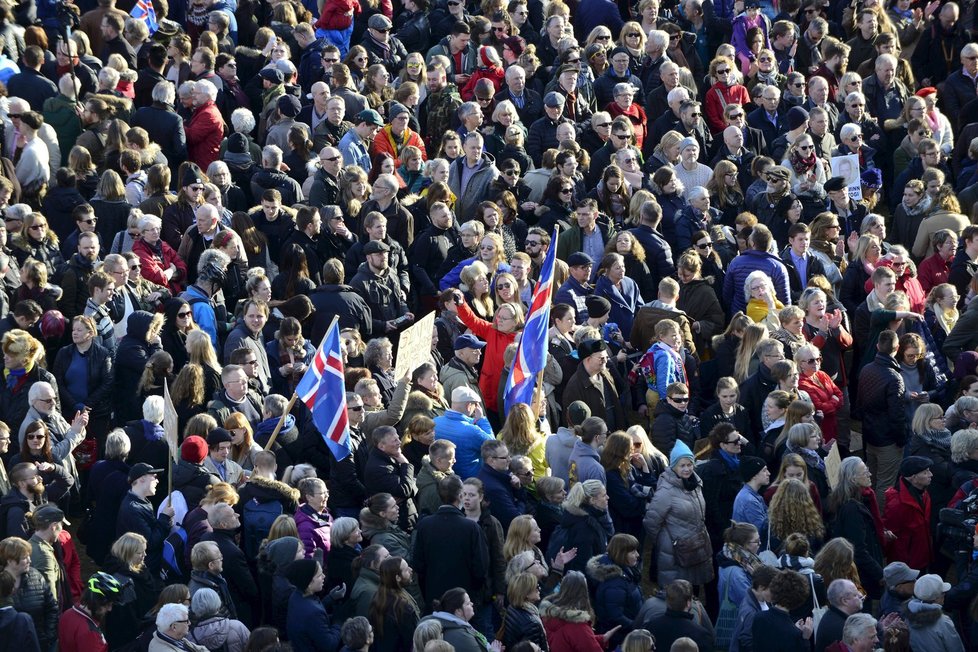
768 478 825 542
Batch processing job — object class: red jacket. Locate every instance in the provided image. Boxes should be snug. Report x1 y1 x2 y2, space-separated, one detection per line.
798 369 844 443
58 606 108 652
370 125 427 167
315 0 361 31
543 615 605 652
456 299 516 414
865 259 926 313
917 252 951 294
883 476 932 570
704 82 750 134
58 529 82 603
607 101 647 151
185 100 225 171
461 65 505 101
132 237 187 293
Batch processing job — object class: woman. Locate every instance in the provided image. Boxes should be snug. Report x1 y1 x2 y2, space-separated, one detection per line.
360 493 413 566
605 84 647 152
898 332 940 422
503 515 572 598
643 441 714 589
420 588 490 652
537 176 576 233
705 55 750 134
132 214 187 293
265 317 314 397
0 537 58 651
460 477 506 635
499 404 547 479
840 234 882 317
11 213 62 278
11 421 75 502
744 270 783 332
89 170 133 245
539 571 619 652
706 161 746 226
52 315 112 432
231 212 276 275
68 145 99 200
924 282 958 360
15 259 59 312
188 587 250 652
460 262 494 322
186 329 222 402
717 522 763 612
401 363 448 432
84 430 131 564
369 556 420 652
271 243 315 301
782 423 830 502
585 533 641 646
397 147 425 195
784 135 827 217
590 166 632 230
599 433 654 539
201 182 234 226
759 390 792 463
606 232 655 304
906 403 954 514
763 453 824 513
454 291 523 425
548 480 613 575
794 342 843 447
225 413 261 472
284 559 341 651
157 298 195 375
501 572 548 651
772 306 807 361
799 287 852 402
733 323 768 383
892 180 933 252
712 313 754 382
593 253 641 341
294 477 332 560
675 187 718 253
103 532 161 649
326 518 361 596
918 87 953 155
826 457 888 599
769 477 826 553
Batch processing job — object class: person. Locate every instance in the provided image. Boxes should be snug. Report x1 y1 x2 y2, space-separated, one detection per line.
906 574 965 651
83 430 132 565
813 579 865 652
57 572 124 652
857 329 908 501
882 456 934 575
187 588 250 652
116 463 174 576
730 564 778 652
200 503 259 628
826 457 887 600
643 579 713 652
284 558 342 651
188 541 237 620
563 338 627 433
732 458 771 535
102 533 161 650
432 386 494 480
643 440 714 589
539 571 620 652
0 569 40 652
368 556 420 652
476 439 526 530
295 477 332 561
0 537 57 652
751 569 814 651
147 602 209 652
586 533 642 646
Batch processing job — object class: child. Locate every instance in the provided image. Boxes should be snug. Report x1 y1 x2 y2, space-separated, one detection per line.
633 319 688 408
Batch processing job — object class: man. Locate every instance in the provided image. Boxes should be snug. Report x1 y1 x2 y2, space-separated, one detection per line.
524 227 551 278
746 84 785 148
556 199 612 264
645 580 714 652
426 21 476 84
781 223 827 302
265 94 301 152
808 106 838 160
364 426 418 531
723 225 791 314
767 106 809 164
648 86 689 153
412 475 488 610
0 463 45 539
567 416 608 485
180 249 231 348
577 0 624 39
278 206 323 287
494 64 541 125
224 300 271 393
189 47 224 94
795 15 827 74
563 338 626 432
361 14 407 74
675 99 712 161
908 574 964 650
594 47 644 108
805 75 839 137
912 2 968 86
131 81 187 171
7 46 56 112
862 53 909 149
440 334 484 403
177 204 223 287
477 440 526 529
59 231 100 319
249 144 303 207
711 124 757 191
943 43 978 125
133 42 167 110
631 278 697 353
117 462 174 575
554 252 593 323
247 190 295 268
814 579 865 652
188 541 237 618
349 237 411 336
150 603 208 652
339 109 383 171
846 9 878 71
813 38 850 104
823 176 866 241
74 97 112 168
419 63 462 151
644 60 681 124
202 428 245 485
100 12 136 68
29 504 68 609
835 95 882 163
554 63 596 123
526 91 571 167
432 384 493 479
302 88 348 151
589 116 636 187
769 20 797 75
185 79 225 172
719 102 767 158
294 23 325 94
18 384 87 491
732 456 770 536
628 200 675 288
858 330 907 500
410 201 459 306
448 131 499 219
360 173 415 250
883 456 933 571
200 503 259 626
207 364 264 427
739 339 786 442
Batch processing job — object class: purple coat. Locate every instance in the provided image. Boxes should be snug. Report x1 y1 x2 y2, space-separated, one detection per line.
295 504 332 559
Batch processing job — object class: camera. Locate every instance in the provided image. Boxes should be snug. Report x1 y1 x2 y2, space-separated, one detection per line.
938 492 978 558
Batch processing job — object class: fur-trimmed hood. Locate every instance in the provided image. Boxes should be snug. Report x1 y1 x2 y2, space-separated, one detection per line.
586 554 623 583
248 474 300 503
906 598 944 627
539 600 593 623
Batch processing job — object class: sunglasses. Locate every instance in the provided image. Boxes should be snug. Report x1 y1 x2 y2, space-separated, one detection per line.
503 169 519 176
80 218 98 224
728 112 744 119
595 34 611 41
621 157 637 164
626 32 641 38
26 434 45 440
559 188 573 194
798 145 813 150
29 224 46 230
696 242 712 249
671 396 690 403
177 311 192 318
129 264 141 271
716 68 731 74
497 283 512 289
805 357 823 364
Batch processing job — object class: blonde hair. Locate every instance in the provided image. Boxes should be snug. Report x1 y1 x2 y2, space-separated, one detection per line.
734 325 769 382
111 532 148 571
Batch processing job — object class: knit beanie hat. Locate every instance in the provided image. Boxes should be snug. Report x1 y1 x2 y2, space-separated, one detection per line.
669 440 694 468
266 537 301 570
283 558 319 593
739 456 767 482
181 435 208 463
181 164 204 189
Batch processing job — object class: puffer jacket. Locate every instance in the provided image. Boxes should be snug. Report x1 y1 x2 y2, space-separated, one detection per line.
172 460 216 510
547 503 613 575
650 400 700 458
295 503 331 559
420 613 490 652
643 468 714 586
501 604 548 651
12 567 58 651
113 310 163 423
189 616 251 652
856 352 907 449
585 554 642 639
540 601 603 652
906 598 965 652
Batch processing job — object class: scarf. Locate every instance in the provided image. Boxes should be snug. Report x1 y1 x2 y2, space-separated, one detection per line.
934 305 958 335
892 6 913 20
718 449 740 469
905 194 933 216
860 486 887 549
789 148 816 176
920 428 952 451
925 110 940 135
723 542 762 574
3 365 27 390
786 440 825 472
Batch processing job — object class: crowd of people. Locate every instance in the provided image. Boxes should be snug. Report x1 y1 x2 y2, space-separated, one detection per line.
2 0 978 649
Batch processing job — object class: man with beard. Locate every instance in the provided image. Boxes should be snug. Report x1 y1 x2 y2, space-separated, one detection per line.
0 462 49 539
59 231 101 319
350 240 414 336
74 97 112 168
813 37 850 103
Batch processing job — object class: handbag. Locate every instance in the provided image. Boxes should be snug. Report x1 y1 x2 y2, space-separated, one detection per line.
810 573 827 631
666 492 712 568
714 574 740 649
758 520 778 566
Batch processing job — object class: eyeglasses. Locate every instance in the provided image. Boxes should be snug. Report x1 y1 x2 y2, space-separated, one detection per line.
29 224 46 230
503 169 519 177
791 82 804 87
491 454 512 460
798 145 813 151
177 311 192 318
320 156 341 163
688 112 701 117
129 264 141 271
480 244 496 250
559 188 573 194
728 112 743 119
497 283 512 289
611 133 630 140
716 68 731 75
594 122 611 129
566 57 580 64
595 34 610 41
348 405 364 411
526 240 541 247
80 218 98 224
626 32 641 38
849 134 863 141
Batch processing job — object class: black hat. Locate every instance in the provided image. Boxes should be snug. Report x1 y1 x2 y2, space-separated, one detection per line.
206 427 233 448
259 67 284 84
128 462 164 484
363 240 390 254
33 504 69 527
824 176 847 192
785 106 809 132
181 165 203 188
283 558 319 593
900 455 933 477
740 456 768 482
578 338 608 359
277 94 301 117
227 132 248 154
585 295 611 318
567 252 593 267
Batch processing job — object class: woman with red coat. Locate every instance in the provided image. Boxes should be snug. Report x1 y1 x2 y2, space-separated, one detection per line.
605 82 647 151
461 46 506 102
704 55 751 135
882 456 933 571
453 289 523 427
541 571 618 652
917 230 955 294
795 341 844 445
132 215 188 294
184 80 226 172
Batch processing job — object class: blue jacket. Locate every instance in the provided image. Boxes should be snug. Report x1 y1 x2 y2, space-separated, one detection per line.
554 277 592 323
338 129 371 171
181 284 218 347
650 342 686 401
576 0 624 41
732 485 768 539
586 554 643 636
718 554 752 610
476 465 526 530
432 410 494 480
730 585 764 652
568 440 605 485
722 250 791 315
286 590 342 652
594 275 642 341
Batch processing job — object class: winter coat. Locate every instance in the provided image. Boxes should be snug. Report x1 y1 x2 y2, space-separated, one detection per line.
594 275 642 341
116 491 172 575
52 340 113 420
112 311 163 424
502 604 548 651
84 459 130 565
412 505 488 609
722 249 791 315
189 616 250 652
0 365 57 440
562 363 627 433
0 606 39 652
447 153 499 220
415 460 449 517
477 464 526 531
856 353 908 448
829 495 885 599
309 284 374 342
102 553 160 650
172 460 216 510
677 278 725 354
547 503 613 575
540 601 603 652
752 606 809 652
364 447 418 531
699 452 744 552
286 590 342 652
295 503 331 560
186 100 226 171
455 300 515 414
11 568 57 651
643 468 714 586
586 554 642 639
420 613 489 652
799 370 844 443
349 567 381 619
432 409 493 481
906 598 965 652
650 400 699 458
883 477 932 571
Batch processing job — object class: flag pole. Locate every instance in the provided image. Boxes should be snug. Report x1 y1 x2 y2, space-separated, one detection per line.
530 224 559 419
264 315 340 451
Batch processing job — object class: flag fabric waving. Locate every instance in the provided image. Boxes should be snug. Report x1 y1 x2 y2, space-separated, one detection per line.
295 320 352 460
130 0 159 35
503 227 558 415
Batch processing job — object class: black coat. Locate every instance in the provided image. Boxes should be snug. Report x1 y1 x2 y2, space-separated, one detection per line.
102 553 160 650
112 311 163 424
830 497 885 599
502 605 548 651
11 567 57 651
363 447 418 532
412 505 488 609
548 505 613 575
172 460 216 509
130 103 187 169
752 606 808 652
647 608 713 652
698 453 744 552
327 428 367 512
84 459 130 565
0 366 57 441
200 528 260 627
52 341 113 419
813 604 848 652
309 284 374 343
857 353 907 448
739 364 778 442
116 491 172 575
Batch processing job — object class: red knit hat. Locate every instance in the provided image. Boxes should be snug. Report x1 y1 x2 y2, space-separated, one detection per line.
915 87 937 98
181 435 208 463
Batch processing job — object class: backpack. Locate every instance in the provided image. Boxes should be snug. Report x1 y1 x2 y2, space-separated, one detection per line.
242 498 283 558
162 525 189 584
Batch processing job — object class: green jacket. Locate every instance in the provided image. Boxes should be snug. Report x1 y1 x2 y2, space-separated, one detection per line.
42 95 82 166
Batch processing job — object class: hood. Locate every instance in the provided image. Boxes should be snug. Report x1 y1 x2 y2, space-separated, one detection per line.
359 509 396 540
552 427 578 450
0 490 28 509
407 390 434 412
163 297 190 329
540 600 592 623
172 459 210 485
586 554 624 582
906 598 945 626
248 474 300 503
256 415 297 445
126 310 156 342
190 617 232 648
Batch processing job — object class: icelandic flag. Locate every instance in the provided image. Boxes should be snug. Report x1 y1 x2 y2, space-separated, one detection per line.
130 0 159 35
295 320 352 460
503 227 558 415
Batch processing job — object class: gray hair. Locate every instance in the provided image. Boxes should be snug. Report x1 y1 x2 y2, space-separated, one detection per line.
156 603 189 631
412 619 443 652
177 80 196 98
151 80 175 104
827 579 855 608
28 381 54 403
206 161 230 179
687 186 709 202
231 108 256 134
196 79 218 101
794 342 821 366
142 395 164 424
262 144 283 167
363 336 393 368
138 215 162 232
951 427 978 463
839 122 862 143
98 66 120 89
844 90 865 105
58 73 80 99
458 101 481 119
743 270 775 305
505 550 537 583
105 429 131 461
842 613 877 645
330 516 359 547
373 173 399 194
191 587 222 618
647 29 669 49
667 86 690 104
